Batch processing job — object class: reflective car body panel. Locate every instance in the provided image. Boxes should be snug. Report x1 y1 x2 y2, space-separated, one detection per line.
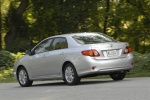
14 32 134 80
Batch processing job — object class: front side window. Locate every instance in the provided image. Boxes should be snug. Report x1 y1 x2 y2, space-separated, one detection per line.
52 37 68 50
72 33 116 45
34 39 53 54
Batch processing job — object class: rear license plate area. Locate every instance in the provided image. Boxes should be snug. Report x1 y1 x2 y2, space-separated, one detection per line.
106 50 118 57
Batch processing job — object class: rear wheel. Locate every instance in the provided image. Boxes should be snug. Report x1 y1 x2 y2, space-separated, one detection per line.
63 63 80 85
17 67 33 87
109 71 126 81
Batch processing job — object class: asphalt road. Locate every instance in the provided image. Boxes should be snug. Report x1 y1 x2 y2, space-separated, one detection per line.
0 77 150 100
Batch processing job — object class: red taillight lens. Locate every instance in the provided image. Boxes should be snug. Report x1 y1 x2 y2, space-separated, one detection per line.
81 49 100 57
124 46 132 54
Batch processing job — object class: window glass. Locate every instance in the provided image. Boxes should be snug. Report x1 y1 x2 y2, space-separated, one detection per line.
72 33 116 44
52 38 68 50
34 39 52 54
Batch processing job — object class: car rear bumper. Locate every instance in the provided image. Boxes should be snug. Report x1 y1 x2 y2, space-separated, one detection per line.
79 66 133 78
74 53 134 77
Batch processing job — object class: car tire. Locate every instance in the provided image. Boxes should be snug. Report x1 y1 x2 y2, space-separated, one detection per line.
17 67 33 87
109 71 126 81
63 63 81 85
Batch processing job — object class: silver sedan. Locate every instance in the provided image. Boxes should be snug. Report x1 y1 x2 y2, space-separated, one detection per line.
14 32 134 87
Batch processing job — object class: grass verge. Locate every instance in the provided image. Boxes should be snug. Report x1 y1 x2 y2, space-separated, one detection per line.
0 68 16 83
0 77 16 83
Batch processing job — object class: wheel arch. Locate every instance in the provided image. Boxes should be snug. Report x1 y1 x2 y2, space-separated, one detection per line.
62 61 72 73
62 61 79 76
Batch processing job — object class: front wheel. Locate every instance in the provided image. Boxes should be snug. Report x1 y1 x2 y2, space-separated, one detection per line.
17 67 33 87
63 63 80 85
109 71 126 81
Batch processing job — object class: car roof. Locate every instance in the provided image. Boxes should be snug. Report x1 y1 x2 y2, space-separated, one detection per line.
49 32 100 38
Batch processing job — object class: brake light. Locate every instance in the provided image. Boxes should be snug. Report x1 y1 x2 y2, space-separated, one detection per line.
81 49 100 57
124 46 132 54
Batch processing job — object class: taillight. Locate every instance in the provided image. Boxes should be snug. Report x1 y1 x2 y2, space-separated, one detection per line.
124 46 132 54
81 49 100 57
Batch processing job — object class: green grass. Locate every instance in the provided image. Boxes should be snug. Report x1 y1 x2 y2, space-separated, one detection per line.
0 77 16 83
0 68 16 83
127 71 150 78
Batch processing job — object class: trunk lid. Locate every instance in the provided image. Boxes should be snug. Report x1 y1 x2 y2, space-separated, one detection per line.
89 42 129 59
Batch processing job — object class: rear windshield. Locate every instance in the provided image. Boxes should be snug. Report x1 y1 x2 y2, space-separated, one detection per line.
72 33 116 44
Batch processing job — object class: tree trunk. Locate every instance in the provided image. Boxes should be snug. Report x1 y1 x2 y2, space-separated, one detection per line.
4 0 29 48
103 0 110 34
0 0 2 50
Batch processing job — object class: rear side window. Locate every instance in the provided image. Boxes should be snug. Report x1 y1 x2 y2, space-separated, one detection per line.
52 37 68 50
72 33 116 44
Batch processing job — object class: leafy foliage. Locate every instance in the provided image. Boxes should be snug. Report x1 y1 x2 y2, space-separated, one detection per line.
0 50 25 71
6 38 32 53
0 68 13 80
11 52 25 62
0 50 15 70
0 51 25 80
1 0 149 53
133 52 150 72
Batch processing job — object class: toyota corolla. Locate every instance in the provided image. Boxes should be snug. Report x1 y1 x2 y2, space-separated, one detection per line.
14 32 134 87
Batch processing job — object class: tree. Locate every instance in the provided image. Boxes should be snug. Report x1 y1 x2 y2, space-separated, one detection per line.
2 0 150 53
0 0 2 50
103 0 110 34
126 0 150 53
4 0 29 50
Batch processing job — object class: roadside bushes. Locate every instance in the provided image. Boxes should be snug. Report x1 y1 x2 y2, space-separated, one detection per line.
0 50 25 70
0 69 14 80
133 52 150 72
0 51 25 80
11 52 25 62
0 50 15 70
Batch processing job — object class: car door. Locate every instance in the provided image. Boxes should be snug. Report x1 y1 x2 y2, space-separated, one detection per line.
28 38 53 78
45 37 68 77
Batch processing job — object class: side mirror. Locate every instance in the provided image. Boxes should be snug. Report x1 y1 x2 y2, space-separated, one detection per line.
26 50 32 55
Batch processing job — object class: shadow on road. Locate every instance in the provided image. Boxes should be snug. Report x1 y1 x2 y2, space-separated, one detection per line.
32 81 66 87
30 78 127 87
80 79 114 85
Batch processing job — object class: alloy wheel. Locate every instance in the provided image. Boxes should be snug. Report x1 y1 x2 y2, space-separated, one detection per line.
65 66 75 83
19 69 27 85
